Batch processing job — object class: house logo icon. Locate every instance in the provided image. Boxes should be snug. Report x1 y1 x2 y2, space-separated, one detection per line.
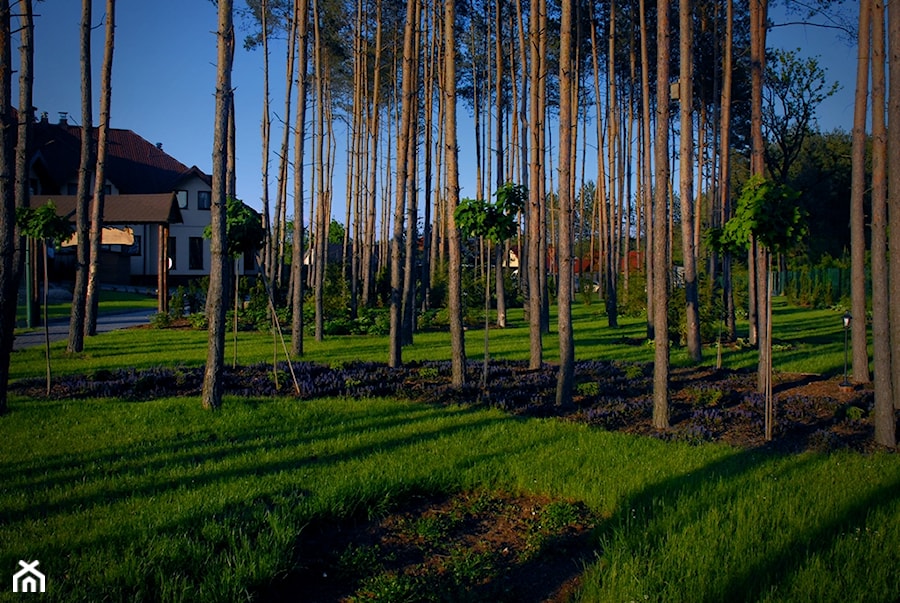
13 560 46 593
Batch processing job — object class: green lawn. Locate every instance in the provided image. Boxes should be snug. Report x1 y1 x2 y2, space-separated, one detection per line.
15 288 157 327
1 298 896 602
7 297 856 382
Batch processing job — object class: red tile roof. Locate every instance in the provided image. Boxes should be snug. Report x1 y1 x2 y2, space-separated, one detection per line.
29 117 209 194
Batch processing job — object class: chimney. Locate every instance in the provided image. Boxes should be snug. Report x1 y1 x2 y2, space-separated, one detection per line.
40 111 48 124
58 112 68 125
156 142 163 150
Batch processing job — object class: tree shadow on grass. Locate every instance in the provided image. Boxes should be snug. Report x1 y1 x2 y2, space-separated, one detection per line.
583 448 900 601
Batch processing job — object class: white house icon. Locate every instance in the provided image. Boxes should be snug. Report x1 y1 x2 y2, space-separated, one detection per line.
13 560 46 593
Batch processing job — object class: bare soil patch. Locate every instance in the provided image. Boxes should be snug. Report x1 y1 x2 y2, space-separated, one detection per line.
259 490 598 602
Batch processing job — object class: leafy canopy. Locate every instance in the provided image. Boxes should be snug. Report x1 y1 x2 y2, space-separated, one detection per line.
707 175 807 255
16 200 73 243
204 197 266 258
454 182 526 244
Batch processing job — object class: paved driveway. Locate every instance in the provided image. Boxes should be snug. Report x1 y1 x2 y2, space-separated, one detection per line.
13 309 157 351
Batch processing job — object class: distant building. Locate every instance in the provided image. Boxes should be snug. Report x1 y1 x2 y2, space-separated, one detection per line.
26 111 256 285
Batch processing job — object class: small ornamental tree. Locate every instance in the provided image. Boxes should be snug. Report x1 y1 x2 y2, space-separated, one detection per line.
17 201 73 395
454 183 526 389
710 175 806 440
205 197 266 366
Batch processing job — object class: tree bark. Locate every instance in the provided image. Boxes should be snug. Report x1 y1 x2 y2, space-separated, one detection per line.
638 0 654 341
679 0 701 362
850 0 872 385
652 0 671 429
0 0 19 415
527 0 545 369
67 0 93 354
719 0 736 342
389 0 417 368
444 0 466 386
555 0 574 407
887 0 900 417
259 0 272 282
871 0 897 448
290 0 309 358
202 0 235 410
750 0 769 394
86 0 116 337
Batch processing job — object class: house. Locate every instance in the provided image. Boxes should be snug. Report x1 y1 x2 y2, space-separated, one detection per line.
26 112 256 286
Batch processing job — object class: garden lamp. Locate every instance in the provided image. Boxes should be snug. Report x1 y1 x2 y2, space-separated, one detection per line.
841 311 852 387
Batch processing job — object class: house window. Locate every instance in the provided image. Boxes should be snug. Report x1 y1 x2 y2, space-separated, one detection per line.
243 248 256 272
168 236 177 270
128 235 142 256
189 237 204 270
197 190 211 210
175 190 188 209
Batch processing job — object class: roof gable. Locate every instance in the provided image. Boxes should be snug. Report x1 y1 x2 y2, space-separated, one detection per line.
30 118 204 195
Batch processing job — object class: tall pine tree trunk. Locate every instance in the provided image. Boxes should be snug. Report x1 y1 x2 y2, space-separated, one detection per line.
0 0 18 415
888 0 900 417
850 0 872 385
389 0 416 368
527 0 545 369
290 0 309 357
556 0 574 407
68 0 93 354
86 0 116 337
872 0 893 445
444 0 466 387
720 0 736 342
652 0 671 429
202 0 234 410
679 0 701 362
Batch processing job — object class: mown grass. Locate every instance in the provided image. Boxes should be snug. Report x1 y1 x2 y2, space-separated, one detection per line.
8 297 854 382
2 297 895 601
15 289 157 327
0 395 897 602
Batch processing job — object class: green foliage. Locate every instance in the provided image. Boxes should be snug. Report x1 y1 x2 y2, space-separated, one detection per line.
16 200 73 243
328 219 346 245
203 197 266 258
454 182 526 244
576 381 601 397
149 312 173 329
783 253 851 309
619 271 648 318
710 176 807 255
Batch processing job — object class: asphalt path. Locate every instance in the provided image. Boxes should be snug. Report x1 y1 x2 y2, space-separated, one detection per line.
13 309 157 351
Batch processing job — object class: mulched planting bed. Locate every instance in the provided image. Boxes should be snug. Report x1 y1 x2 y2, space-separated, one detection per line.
13 359 890 453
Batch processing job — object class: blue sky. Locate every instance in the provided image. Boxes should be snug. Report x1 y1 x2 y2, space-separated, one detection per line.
21 0 858 216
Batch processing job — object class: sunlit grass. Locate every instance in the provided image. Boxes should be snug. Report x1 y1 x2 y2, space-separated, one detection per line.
15 288 157 326
0 395 896 602
9 296 854 382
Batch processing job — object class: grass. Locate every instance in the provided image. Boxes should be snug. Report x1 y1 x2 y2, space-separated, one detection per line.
8 297 855 382
2 297 896 601
15 288 157 327
0 396 897 602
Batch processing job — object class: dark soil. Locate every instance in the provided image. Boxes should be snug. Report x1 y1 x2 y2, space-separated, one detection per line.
14 358 889 454
13 357 896 602
260 491 598 602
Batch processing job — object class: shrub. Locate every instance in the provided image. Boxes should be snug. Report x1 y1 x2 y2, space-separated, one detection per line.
149 312 172 329
187 312 208 330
